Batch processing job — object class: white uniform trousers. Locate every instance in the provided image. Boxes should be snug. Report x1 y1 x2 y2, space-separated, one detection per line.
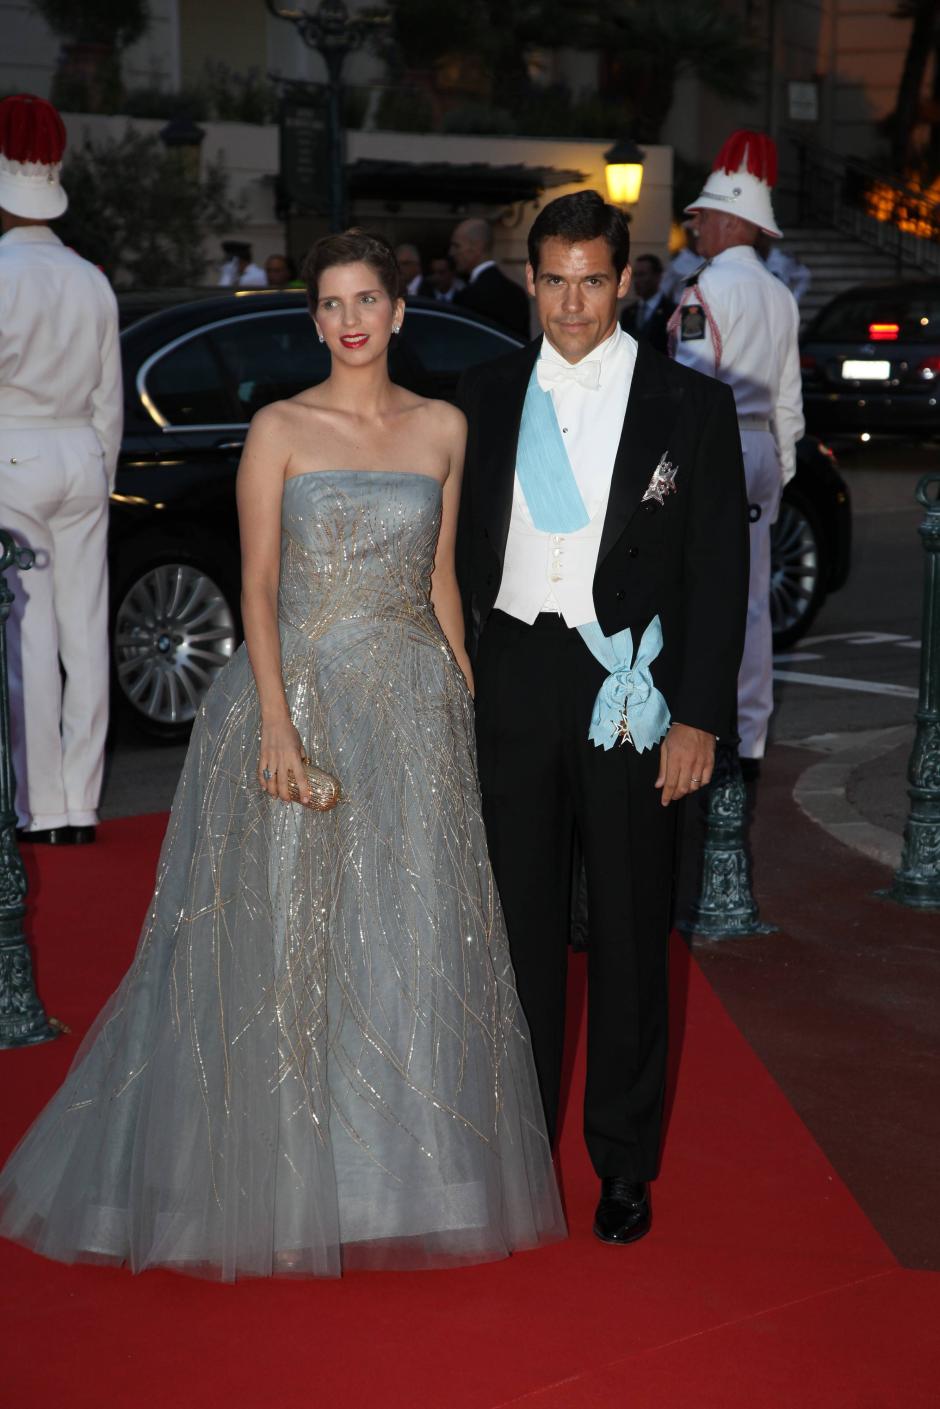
0 426 110 829
738 428 783 760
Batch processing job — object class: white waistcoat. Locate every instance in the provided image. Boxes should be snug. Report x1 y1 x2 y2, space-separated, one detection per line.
494 327 636 629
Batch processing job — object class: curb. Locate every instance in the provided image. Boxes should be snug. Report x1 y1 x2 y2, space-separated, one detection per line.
787 725 911 870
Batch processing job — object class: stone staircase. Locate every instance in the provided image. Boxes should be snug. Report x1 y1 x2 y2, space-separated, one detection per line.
782 226 908 327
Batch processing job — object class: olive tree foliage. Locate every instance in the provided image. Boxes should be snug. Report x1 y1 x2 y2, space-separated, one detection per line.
32 0 150 48
57 128 242 287
382 0 757 141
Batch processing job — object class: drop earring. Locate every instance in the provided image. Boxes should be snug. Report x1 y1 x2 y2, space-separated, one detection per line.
317 330 324 343
392 323 400 335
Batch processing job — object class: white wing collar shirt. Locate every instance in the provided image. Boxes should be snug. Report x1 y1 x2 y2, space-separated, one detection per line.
495 324 636 628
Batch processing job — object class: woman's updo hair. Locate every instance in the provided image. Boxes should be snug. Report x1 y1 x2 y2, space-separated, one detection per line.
301 228 400 306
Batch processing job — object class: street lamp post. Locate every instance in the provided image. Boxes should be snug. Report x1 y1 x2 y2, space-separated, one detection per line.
884 473 940 910
265 0 388 231
0 531 56 1049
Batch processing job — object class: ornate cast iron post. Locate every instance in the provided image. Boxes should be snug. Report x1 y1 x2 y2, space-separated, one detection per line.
679 738 777 940
0 530 56 1047
885 473 940 910
265 0 389 231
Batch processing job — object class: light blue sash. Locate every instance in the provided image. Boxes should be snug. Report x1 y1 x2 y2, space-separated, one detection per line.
516 362 671 752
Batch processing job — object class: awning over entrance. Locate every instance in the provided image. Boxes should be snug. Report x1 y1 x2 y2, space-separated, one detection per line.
346 158 587 205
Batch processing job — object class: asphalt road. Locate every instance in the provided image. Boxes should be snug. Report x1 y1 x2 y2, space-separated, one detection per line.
98 441 935 821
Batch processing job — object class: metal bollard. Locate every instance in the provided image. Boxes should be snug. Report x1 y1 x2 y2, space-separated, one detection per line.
884 473 940 911
679 737 777 940
0 529 56 1047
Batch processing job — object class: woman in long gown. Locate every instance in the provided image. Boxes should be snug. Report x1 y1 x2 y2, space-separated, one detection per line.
0 230 565 1280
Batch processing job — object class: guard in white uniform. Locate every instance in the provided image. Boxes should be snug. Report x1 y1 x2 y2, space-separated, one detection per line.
0 94 122 842
670 131 804 762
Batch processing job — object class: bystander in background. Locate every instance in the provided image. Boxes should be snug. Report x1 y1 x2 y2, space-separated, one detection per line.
0 94 122 845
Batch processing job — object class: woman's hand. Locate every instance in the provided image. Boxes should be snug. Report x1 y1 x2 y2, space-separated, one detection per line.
258 717 313 806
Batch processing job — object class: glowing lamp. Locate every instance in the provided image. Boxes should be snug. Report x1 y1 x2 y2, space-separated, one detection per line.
869 322 899 341
604 139 645 207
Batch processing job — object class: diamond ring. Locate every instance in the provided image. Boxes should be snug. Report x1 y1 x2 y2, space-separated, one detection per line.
262 768 272 781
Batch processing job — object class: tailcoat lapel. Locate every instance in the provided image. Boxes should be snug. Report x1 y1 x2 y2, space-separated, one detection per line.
597 340 684 567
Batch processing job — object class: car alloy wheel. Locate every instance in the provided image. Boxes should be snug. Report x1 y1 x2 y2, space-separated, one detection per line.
114 562 237 729
770 496 825 647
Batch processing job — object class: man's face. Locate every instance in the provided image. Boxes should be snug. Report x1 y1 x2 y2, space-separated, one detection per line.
265 256 290 287
632 258 660 300
429 257 454 292
449 223 482 277
691 208 755 260
395 248 420 284
526 236 631 364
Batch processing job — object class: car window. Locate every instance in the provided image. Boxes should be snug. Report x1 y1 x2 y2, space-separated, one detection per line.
811 291 940 343
402 309 519 374
143 334 238 425
209 312 331 417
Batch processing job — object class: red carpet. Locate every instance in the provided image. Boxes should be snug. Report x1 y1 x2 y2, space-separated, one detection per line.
2 815 937 1409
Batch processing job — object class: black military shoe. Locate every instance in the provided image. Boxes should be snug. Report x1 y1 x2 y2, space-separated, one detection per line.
15 827 74 845
593 1177 652 1245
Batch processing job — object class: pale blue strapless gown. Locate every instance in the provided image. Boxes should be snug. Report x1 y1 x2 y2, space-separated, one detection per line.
0 472 565 1279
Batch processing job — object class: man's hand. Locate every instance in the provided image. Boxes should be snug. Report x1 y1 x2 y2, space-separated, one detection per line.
655 723 715 807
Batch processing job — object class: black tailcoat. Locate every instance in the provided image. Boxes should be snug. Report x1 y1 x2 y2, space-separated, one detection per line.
456 335 749 1181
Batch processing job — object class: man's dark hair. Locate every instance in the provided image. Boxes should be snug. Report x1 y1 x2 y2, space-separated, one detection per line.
301 228 400 305
634 252 663 275
527 191 630 276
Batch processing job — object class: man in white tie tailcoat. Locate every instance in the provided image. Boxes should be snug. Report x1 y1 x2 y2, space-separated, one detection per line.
458 192 748 1243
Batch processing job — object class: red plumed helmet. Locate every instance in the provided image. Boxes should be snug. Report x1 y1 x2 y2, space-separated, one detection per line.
684 128 782 239
0 93 69 221
712 131 778 188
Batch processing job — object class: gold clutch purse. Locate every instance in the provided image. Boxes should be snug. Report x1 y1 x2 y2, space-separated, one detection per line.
286 755 343 812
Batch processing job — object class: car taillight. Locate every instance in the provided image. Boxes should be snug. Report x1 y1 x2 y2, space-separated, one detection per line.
817 441 837 462
915 356 940 381
869 322 899 341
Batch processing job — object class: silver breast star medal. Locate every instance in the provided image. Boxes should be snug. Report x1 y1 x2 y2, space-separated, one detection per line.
617 710 633 746
642 454 678 506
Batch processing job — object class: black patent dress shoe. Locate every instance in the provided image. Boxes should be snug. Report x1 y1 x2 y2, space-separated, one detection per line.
70 826 96 845
593 1177 652 1245
15 827 74 845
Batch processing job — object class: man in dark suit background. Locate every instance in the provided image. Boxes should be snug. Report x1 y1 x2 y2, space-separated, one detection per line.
457 192 748 1246
450 217 531 338
620 253 676 353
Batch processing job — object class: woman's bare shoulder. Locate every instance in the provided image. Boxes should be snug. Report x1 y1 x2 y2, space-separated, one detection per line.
412 395 466 437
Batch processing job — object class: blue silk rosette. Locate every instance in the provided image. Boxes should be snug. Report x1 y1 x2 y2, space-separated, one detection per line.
578 616 671 753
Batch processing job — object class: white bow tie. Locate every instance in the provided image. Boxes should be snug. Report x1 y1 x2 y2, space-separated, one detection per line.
536 357 601 391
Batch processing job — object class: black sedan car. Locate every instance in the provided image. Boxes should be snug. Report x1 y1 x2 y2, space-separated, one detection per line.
111 291 850 735
800 279 940 440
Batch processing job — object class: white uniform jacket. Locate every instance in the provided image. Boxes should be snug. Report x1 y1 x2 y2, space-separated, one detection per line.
0 226 122 481
672 244 803 484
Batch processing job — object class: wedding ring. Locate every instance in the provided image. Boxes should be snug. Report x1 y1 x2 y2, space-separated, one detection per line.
691 775 700 785
262 768 272 781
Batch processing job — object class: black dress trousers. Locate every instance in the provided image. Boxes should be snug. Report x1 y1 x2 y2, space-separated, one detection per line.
474 609 677 1182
